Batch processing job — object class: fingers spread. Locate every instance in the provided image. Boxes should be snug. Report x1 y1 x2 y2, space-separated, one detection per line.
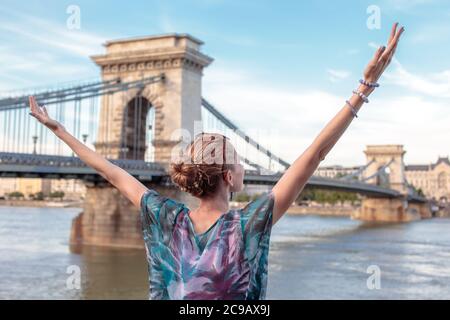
393 26 405 44
373 45 386 63
29 96 36 113
388 22 399 43
29 95 44 118
381 25 404 62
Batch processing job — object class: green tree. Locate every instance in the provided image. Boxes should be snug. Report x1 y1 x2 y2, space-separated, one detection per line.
8 191 24 199
250 193 264 201
49 191 65 200
31 191 44 200
234 193 251 202
416 188 425 197
335 172 345 179
297 188 315 203
305 189 360 206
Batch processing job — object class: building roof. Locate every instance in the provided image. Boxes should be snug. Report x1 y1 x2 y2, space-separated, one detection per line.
405 164 430 171
316 156 449 172
405 156 450 171
103 33 204 46
436 156 450 166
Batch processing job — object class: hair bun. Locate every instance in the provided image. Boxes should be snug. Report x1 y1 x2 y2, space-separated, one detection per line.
169 132 238 198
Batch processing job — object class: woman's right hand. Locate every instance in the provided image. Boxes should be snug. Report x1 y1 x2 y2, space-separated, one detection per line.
29 96 64 132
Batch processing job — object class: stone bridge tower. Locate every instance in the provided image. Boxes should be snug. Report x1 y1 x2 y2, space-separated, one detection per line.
91 33 213 166
362 144 407 194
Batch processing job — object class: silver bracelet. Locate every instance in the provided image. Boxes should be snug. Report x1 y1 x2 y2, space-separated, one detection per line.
352 89 369 103
345 100 358 118
359 79 379 88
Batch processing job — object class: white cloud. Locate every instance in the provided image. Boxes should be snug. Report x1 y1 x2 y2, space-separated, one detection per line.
203 63 449 167
158 13 177 33
409 23 450 44
383 0 439 11
0 46 94 92
367 40 450 98
0 23 104 58
368 42 379 49
0 8 108 57
355 94 449 165
0 8 106 91
383 60 450 98
347 49 360 55
327 69 351 82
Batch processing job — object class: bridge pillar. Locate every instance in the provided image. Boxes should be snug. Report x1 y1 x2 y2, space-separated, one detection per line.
363 145 407 194
353 197 421 222
91 33 213 165
408 202 432 219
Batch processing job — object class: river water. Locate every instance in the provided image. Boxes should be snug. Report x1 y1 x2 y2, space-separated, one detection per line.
0 206 449 299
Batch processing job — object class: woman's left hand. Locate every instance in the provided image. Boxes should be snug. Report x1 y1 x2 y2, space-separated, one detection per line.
363 22 405 85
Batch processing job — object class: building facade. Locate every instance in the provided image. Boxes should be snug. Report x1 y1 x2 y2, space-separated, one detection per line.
0 178 19 197
0 178 50 198
0 177 86 200
49 179 87 200
405 156 450 202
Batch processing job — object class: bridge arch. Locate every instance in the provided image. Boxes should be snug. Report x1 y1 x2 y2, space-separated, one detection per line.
117 86 164 161
94 85 165 162
121 96 153 160
375 165 390 188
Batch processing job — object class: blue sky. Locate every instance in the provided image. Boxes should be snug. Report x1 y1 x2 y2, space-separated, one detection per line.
0 0 449 166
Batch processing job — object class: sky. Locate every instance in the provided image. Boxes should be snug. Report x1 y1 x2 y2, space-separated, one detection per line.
0 0 449 167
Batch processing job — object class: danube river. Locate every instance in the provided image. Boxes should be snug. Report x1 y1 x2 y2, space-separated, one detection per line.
0 206 449 299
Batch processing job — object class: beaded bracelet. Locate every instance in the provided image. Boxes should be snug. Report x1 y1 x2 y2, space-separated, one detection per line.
352 89 369 103
345 100 358 118
359 79 379 88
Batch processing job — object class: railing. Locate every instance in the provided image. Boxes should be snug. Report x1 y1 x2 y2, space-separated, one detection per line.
0 152 166 172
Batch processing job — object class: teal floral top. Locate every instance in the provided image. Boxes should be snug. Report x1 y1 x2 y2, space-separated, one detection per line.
140 189 275 300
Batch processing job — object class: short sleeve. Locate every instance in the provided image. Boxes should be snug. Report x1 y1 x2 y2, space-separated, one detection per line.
140 189 184 235
240 190 275 262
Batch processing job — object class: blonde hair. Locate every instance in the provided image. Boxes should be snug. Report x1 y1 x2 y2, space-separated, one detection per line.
169 132 238 198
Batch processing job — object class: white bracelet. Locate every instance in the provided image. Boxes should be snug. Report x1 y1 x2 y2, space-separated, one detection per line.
352 89 369 103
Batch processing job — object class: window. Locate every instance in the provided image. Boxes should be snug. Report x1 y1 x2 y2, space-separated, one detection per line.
438 172 447 189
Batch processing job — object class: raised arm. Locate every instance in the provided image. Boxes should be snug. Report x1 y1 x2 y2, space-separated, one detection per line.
271 22 405 225
28 96 148 208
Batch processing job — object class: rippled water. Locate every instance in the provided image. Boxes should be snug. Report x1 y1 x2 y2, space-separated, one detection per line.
0 206 449 299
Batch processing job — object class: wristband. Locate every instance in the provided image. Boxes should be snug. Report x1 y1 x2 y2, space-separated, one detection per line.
352 89 369 103
345 100 358 118
359 79 379 88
